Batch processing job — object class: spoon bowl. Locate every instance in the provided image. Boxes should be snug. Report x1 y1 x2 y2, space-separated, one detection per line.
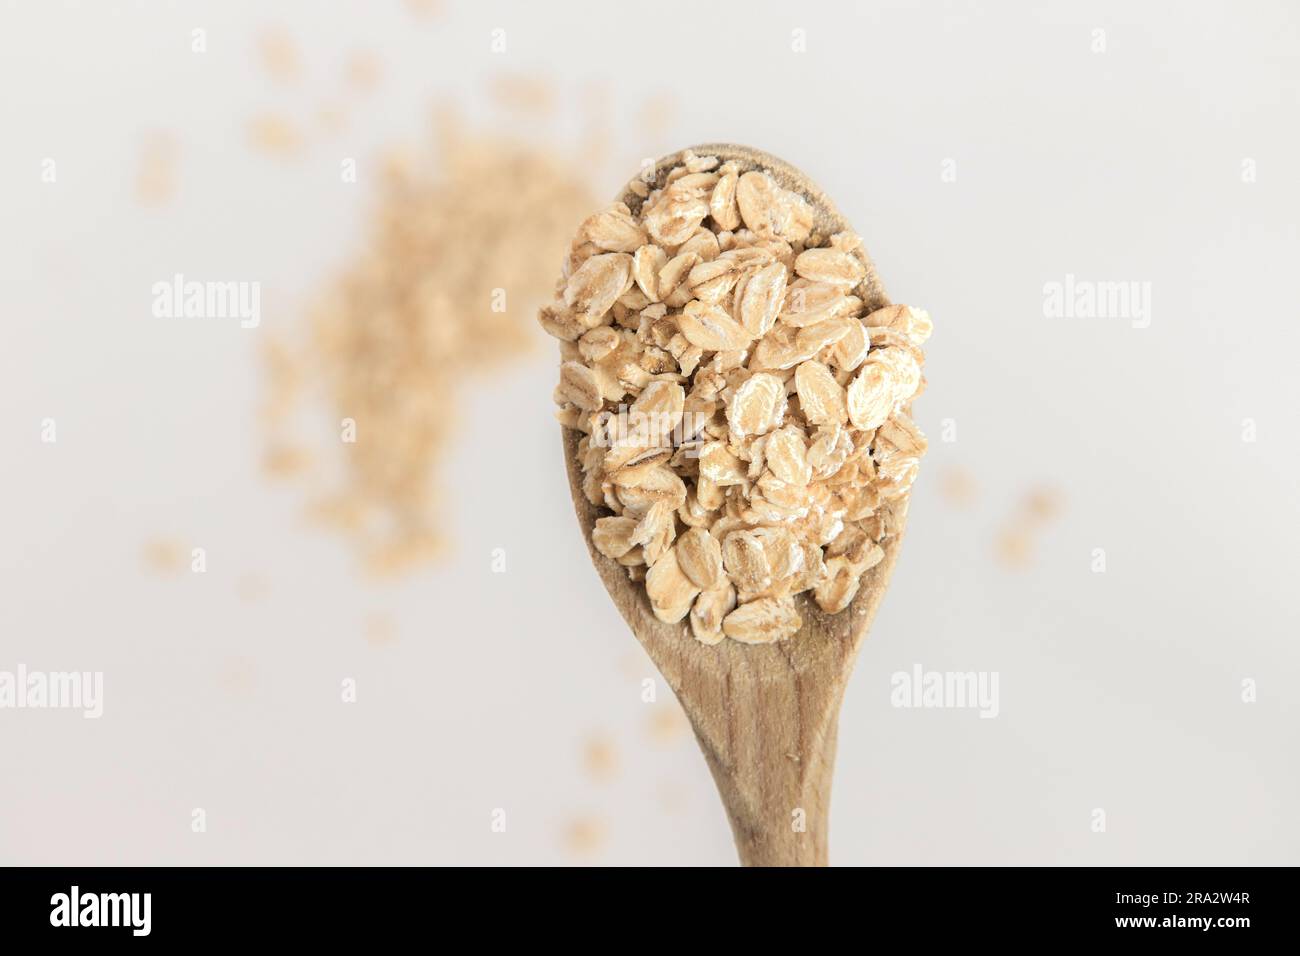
562 143 907 866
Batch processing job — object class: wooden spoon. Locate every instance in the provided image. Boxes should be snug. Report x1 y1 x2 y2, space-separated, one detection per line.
561 143 906 866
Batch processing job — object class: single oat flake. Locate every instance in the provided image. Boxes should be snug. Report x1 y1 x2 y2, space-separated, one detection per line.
543 150 932 646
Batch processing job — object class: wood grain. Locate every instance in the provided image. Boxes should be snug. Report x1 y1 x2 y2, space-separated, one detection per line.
562 144 907 866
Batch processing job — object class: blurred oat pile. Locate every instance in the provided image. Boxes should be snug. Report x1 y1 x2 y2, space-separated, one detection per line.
261 110 597 573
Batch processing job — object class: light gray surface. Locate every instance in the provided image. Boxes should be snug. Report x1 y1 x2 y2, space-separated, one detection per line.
1 0 1297 865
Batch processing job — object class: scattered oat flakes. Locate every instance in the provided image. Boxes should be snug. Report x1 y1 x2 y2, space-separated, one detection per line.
262 442 313 477
142 537 186 574
247 114 302 156
995 484 1064 568
490 73 556 117
582 735 619 782
1023 485 1065 524
405 0 443 17
135 132 177 206
258 27 300 82
939 466 977 506
563 816 608 856
995 526 1035 569
364 613 397 647
317 105 348 135
262 109 597 572
544 150 932 644
647 703 689 745
346 51 381 92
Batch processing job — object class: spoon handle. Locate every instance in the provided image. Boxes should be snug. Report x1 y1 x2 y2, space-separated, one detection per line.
685 668 845 866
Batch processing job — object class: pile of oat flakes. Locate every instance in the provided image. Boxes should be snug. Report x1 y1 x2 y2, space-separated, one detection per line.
543 150 932 645
262 115 597 573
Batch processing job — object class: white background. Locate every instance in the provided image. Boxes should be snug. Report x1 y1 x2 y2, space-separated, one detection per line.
1 0 1297 865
